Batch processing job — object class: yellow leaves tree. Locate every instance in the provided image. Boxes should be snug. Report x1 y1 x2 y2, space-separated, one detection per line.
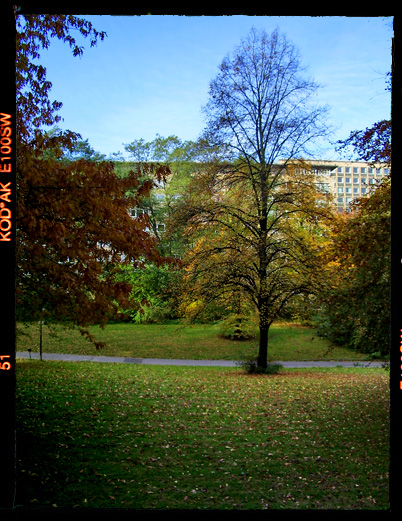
172 159 332 366
174 28 333 368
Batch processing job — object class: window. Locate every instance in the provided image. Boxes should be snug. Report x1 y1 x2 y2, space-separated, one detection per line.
368 167 374 174
337 167 343 173
353 177 359 184
130 208 147 218
337 177 344 184
353 187 359 194
346 187 352 194
345 177 351 184
338 197 344 203
361 188 367 194
338 187 344 194
345 167 351 173
361 167 366 174
353 167 358 173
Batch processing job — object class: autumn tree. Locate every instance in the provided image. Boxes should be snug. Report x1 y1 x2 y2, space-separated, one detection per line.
315 110 391 358
15 13 169 344
335 69 391 165
335 119 391 165
173 28 333 368
315 176 390 358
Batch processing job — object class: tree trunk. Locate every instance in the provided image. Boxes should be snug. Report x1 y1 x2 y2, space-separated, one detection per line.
258 324 269 368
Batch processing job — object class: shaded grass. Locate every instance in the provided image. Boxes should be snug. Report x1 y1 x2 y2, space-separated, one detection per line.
15 360 389 510
17 321 370 361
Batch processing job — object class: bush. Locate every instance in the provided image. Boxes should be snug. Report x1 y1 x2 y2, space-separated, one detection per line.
180 299 227 323
235 346 283 375
217 315 257 340
131 300 174 324
237 356 283 375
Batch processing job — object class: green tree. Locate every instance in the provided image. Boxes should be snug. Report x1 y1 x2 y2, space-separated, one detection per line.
122 135 199 257
116 263 182 323
66 137 107 161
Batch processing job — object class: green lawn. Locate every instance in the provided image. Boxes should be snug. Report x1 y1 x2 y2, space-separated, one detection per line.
17 321 372 361
15 360 389 510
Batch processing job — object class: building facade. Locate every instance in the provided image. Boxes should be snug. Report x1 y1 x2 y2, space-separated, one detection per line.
306 159 390 212
129 159 390 228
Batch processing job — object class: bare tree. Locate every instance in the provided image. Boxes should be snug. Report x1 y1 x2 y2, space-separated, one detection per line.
174 28 333 368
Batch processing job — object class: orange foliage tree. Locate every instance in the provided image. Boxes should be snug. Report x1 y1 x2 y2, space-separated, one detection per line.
314 176 390 357
15 13 169 344
317 90 391 357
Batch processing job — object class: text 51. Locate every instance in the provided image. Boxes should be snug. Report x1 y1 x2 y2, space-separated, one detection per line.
0 355 11 370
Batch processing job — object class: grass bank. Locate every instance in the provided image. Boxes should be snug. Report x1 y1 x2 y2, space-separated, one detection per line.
17 321 371 361
15 360 389 510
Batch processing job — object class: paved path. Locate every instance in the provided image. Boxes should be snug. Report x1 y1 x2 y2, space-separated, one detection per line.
16 352 385 368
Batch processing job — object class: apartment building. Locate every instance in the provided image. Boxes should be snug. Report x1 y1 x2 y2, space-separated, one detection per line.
129 159 390 227
299 159 390 212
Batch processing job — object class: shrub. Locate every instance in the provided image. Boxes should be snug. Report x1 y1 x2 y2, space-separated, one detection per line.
235 346 283 375
131 300 174 324
217 315 257 340
237 356 283 375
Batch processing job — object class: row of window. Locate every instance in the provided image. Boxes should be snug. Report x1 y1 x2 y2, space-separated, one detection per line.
337 177 381 185
337 166 389 175
338 187 368 195
129 208 145 217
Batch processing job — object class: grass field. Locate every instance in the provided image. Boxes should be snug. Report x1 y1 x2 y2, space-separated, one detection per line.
17 321 373 361
15 360 389 510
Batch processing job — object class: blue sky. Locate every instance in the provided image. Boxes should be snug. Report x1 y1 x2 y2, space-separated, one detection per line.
37 15 393 160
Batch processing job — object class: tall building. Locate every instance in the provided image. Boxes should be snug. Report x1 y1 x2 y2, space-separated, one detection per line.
129 159 390 226
297 160 390 212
